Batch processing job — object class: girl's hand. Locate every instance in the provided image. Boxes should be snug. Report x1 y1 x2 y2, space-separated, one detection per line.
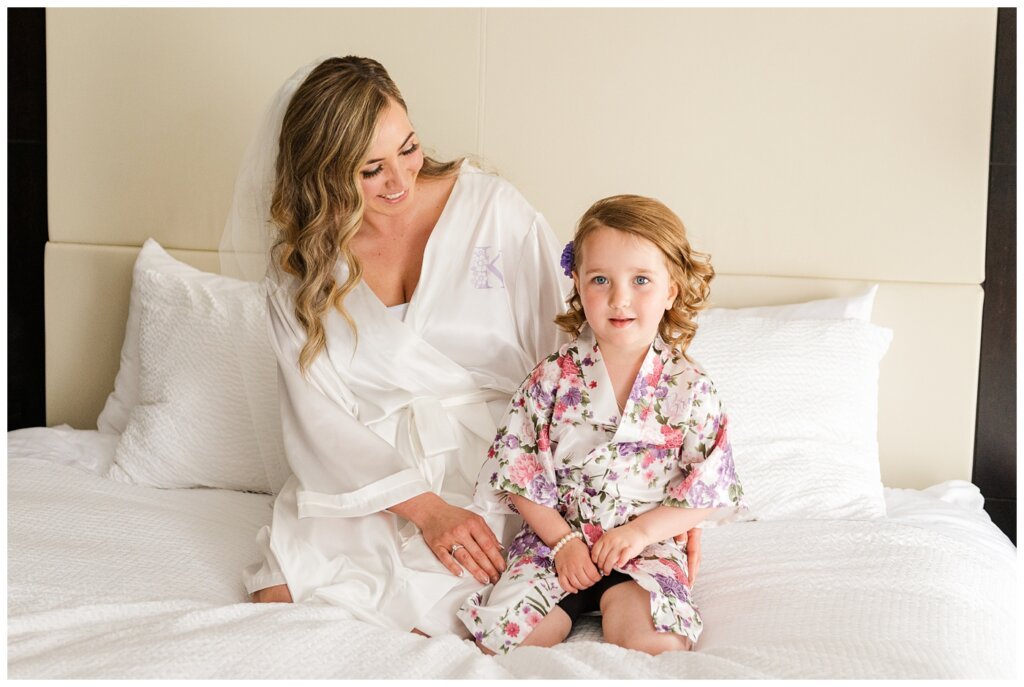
417 501 506 586
674 527 702 585
591 523 647 575
554 538 602 594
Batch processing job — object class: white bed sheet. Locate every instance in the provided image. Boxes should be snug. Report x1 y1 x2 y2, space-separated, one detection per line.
6 427 1017 678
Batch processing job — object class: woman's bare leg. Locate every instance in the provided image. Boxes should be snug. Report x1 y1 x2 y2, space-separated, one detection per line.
251 583 293 603
600 582 692 655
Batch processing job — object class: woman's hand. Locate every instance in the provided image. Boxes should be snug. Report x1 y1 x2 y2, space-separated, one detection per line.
590 523 648 575
554 538 602 594
674 527 702 585
404 496 506 586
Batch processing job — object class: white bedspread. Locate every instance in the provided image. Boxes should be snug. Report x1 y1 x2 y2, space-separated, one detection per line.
6 429 1017 678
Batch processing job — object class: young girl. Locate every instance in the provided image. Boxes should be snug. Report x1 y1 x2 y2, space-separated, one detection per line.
457 194 745 655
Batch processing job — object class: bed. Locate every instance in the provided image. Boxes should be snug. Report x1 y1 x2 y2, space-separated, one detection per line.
10 7 1015 680
7 424 1016 678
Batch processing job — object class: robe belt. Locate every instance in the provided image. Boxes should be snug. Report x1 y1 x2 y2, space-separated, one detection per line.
294 390 509 520
560 466 669 530
405 389 508 491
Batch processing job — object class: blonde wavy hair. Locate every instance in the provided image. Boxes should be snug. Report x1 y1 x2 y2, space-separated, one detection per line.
270 56 461 373
554 194 714 357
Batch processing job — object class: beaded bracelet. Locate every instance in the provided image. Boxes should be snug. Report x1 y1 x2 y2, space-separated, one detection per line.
550 531 583 559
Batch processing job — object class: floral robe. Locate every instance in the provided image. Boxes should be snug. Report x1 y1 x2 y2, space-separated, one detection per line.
458 326 745 653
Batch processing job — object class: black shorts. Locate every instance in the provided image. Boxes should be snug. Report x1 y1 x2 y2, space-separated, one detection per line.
555 571 634 624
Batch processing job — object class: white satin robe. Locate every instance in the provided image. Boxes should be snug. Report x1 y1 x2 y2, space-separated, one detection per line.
243 164 569 637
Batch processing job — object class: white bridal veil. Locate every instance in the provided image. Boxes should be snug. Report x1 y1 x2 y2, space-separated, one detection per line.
219 59 323 282
217 59 324 494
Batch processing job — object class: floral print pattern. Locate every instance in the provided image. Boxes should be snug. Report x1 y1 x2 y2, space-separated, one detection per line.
458 327 744 653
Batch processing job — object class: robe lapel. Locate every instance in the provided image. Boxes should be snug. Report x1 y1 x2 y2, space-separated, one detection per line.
323 160 491 416
574 326 622 429
567 327 682 446
398 161 466 331
612 336 676 446
325 267 481 414
323 262 503 486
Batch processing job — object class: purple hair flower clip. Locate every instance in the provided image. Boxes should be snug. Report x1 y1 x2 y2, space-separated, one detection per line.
559 241 574 277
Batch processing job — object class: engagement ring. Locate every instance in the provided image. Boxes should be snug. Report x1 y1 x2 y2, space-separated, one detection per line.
449 543 464 556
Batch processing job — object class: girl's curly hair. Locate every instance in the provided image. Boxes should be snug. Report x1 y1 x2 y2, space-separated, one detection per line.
554 194 714 358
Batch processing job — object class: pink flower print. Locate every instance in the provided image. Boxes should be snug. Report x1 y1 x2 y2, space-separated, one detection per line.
671 468 699 500
661 557 689 585
640 405 652 421
660 425 684 449
554 401 568 420
582 522 604 544
537 425 551 452
508 455 543 488
713 415 730 451
641 452 655 468
643 469 655 482
559 355 581 379
505 621 520 638
523 607 543 627
519 418 536 445
645 358 664 388
589 381 597 389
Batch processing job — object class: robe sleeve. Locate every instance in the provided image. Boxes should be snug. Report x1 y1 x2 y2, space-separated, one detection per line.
663 377 745 511
507 213 571 367
267 284 432 519
479 351 562 510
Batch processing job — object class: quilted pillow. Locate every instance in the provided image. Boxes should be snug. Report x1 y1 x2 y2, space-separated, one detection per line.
688 315 893 520
107 239 286 493
96 260 144 435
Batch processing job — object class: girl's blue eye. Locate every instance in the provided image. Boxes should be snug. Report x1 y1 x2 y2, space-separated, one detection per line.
593 276 608 285
635 276 650 285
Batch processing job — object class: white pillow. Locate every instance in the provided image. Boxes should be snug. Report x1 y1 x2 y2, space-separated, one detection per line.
704 285 878 321
688 314 893 520
107 239 286 493
96 263 144 435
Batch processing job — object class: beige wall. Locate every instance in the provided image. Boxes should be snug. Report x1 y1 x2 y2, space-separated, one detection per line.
48 7 994 278
45 8 996 488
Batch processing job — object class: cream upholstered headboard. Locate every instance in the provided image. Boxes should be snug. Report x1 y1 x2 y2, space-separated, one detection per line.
44 8 995 489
